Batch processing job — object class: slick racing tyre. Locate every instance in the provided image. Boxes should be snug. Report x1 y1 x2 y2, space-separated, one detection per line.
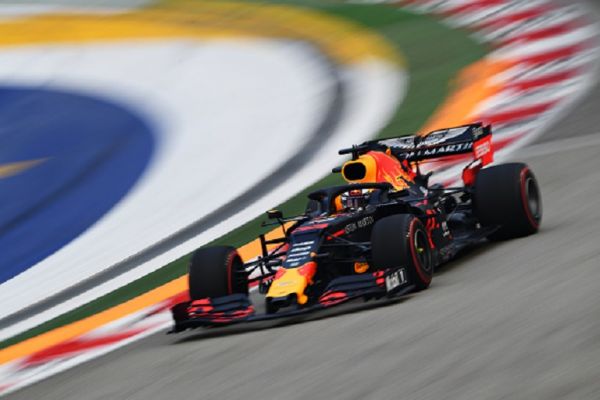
474 162 542 240
188 246 248 300
371 214 433 291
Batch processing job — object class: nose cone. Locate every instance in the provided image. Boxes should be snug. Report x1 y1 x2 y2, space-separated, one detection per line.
266 262 316 305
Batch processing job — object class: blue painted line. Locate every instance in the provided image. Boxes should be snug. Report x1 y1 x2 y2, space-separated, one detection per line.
0 86 155 284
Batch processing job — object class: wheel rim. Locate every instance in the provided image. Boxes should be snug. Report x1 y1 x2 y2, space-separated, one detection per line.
525 176 542 221
413 229 432 273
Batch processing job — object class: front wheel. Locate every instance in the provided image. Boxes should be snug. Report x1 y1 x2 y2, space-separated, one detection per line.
188 246 248 300
371 214 433 291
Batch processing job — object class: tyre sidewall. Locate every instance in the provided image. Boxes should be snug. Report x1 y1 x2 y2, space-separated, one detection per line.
188 246 247 300
474 163 542 239
371 214 433 290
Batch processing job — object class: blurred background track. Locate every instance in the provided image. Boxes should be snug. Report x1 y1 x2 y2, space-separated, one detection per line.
4 1 600 399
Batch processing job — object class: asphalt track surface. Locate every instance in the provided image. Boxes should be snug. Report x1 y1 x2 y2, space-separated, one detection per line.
8 4 600 400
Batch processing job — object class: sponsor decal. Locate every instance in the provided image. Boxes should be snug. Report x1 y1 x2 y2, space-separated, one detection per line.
284 240 316 267
289 246 312 253
288 251 310 257
345 223 357 234
344 216 374 234
473 135 494 165
385 268 407 292
358 216 374 228
354 262 369 274
441 221 451 238
295 240 315 246
407 142 473 159
474 140 491 158
420 126 469 145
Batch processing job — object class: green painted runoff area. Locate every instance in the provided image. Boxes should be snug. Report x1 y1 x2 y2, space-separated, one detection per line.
0 1 487 349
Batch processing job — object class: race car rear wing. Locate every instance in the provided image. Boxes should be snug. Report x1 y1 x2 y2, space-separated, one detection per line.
339 123 494 165
378 123 493 164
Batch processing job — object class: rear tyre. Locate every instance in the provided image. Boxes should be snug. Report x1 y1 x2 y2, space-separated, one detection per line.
371 214 433 291
188 246 248 300
474 163 542 240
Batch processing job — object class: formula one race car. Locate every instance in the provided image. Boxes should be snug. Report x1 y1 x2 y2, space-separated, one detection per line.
170 123 542 331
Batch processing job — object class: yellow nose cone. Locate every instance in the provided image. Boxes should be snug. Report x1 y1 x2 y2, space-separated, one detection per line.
266 262 316 305
267 268 309 304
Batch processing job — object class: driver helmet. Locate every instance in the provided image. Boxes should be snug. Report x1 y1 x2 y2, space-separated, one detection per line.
340 188 372 211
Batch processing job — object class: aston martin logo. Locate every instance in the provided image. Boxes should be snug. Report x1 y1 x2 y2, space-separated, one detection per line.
0 159 46 178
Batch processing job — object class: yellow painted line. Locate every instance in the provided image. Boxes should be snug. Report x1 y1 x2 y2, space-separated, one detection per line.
0 159 46 179
0 277 187 364
0 1 403 66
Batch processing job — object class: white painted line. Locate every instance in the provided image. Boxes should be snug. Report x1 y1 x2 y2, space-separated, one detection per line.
0 3 148 19
478 7 584 42
490 25 597 60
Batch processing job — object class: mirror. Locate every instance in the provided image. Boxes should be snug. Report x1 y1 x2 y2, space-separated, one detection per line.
267 209 283 220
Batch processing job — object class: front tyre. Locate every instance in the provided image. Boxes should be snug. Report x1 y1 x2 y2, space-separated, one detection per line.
371 214 433 291
474 163 542 240
188 246 248 300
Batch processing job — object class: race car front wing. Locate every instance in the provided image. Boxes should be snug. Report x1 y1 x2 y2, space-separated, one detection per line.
169 267 414 333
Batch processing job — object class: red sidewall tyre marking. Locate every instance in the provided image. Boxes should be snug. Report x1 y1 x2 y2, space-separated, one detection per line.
408 219 432 285
520 167 539 230
226 252 235 295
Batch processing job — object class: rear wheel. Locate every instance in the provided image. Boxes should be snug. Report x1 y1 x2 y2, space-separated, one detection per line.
371 214 433 291
474 163 542 240
188 246 248 300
